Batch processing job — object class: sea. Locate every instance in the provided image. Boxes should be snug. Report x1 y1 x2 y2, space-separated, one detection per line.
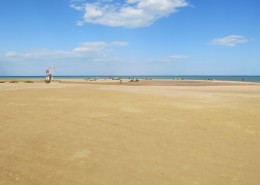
1 75 260 83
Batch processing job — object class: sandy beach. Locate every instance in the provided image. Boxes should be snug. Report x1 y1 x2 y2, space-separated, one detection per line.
1 79 260 185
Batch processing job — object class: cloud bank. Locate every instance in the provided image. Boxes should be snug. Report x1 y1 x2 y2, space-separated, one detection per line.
70 0 189 28
0 41 129 75
210 35 249 47
0 41 189 75
1 41 128 62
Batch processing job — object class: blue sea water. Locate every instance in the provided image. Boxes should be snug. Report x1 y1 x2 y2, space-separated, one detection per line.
0 75 260 82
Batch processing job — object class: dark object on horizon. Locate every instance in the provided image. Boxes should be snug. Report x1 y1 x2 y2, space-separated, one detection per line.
129 78 139 82
112 77 121 80
45 69 53 82
9 81 19 83
24 81 34 83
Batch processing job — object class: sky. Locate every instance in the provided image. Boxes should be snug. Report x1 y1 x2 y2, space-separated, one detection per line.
0 0 259 76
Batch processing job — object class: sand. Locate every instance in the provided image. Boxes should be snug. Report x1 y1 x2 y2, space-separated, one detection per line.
0 80 260 185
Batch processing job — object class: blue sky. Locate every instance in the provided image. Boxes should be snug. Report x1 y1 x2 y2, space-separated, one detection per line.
0 0 259 76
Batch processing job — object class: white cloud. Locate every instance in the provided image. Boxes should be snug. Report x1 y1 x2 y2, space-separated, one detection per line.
71 0 189 28
74 42 109 52
70 4 83 11
5 51 17 57
210 35 249 47
1 41 128 61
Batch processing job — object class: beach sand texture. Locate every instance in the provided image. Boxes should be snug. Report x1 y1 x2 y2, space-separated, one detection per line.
1 82 260 185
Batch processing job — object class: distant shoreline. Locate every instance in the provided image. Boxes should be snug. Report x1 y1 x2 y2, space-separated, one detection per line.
1 75 260 83
0 78 259 86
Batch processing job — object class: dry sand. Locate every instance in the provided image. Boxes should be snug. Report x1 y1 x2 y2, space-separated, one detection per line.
0 80 260 185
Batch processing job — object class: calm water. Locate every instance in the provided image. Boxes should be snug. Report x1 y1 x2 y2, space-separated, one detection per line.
1 76 260 82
